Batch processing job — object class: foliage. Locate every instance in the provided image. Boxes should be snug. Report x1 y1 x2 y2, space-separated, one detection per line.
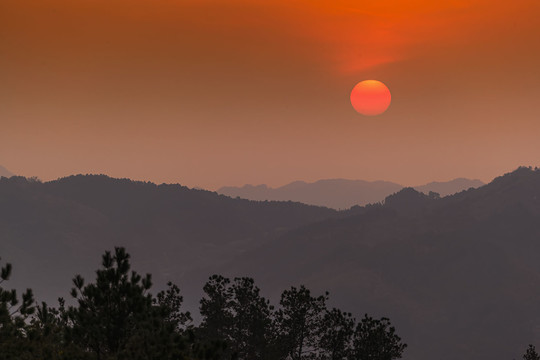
523 345 540 360
0 248 411 360
156 281 193 332
319 308 355 360
351 315 407 360
274 285 328 360
0 257 35 359
228 277 274 359
66 247 156 358
199 276 274 360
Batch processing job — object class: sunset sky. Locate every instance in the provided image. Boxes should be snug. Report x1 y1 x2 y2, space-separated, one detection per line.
2 0 540 189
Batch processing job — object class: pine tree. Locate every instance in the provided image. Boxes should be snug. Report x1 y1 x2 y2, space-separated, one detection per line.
199 274 234 346
0 257 35 358
274 286 328 360
319 308 355 360
351 314 406 360
66 247 185 360
199 275 273 360
155 281 192 332
523 344 540 360
228 277 273 359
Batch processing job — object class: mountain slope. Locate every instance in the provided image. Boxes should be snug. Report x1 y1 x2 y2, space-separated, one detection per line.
413 177 485 197
214 167 540 360
0 165 13 178
218 178 484 209
1 169 538 360
0 175 336 308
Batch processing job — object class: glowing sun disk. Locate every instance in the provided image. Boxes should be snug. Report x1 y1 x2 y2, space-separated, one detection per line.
350 80 391 116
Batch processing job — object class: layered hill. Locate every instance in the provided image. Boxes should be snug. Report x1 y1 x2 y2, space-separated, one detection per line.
218 178 484 209
215 167 540 360
2 168 540 360
0 175 336 309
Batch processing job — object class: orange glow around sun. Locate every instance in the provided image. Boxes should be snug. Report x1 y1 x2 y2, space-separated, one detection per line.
350 80 392 116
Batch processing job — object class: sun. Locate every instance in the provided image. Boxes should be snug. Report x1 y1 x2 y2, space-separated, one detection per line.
350 80 391 116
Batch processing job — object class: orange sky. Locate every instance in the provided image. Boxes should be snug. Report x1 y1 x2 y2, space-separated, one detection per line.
1 0 540 189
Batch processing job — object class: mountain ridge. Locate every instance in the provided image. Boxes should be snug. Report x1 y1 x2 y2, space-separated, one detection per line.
0 165 14 178
1 167 539 360
218 177 484 209
214 167 540 360
0 174 337 311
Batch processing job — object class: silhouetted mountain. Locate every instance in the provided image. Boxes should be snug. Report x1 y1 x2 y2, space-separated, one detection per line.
0 174 336 311
218 178 483 209
413 177 485 197
214 167 540 360
2 168 539 360
219 179 403 209
0 165 13 178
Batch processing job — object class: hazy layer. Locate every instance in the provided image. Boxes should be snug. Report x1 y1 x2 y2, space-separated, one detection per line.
1 0 539 188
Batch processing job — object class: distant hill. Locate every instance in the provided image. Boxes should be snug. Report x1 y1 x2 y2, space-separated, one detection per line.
219 179 403 209
214 167 540 360
218 178 484 209
413 177 485 197
3 168 540 360
0 175 336 311
0 165 13 178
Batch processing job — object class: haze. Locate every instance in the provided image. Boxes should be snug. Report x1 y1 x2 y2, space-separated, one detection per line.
1 0 539 189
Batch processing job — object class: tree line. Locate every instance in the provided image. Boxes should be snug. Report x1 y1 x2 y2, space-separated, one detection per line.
2 247 407 360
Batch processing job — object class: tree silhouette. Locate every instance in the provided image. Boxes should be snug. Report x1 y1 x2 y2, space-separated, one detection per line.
228 277 273 359
0 247 411 360
319 308 355 360
274 286 328 360
199 275 273 360
523 345 540 360
199 275 234 345
352 315 407 360
0 257 35 358
155 281 192 332
66 247 187 360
